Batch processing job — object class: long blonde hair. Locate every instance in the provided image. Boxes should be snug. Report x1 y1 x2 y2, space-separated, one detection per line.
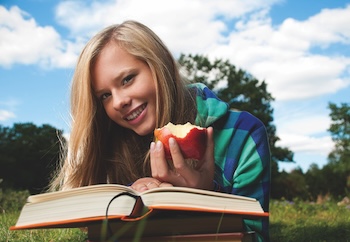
50 20 196 191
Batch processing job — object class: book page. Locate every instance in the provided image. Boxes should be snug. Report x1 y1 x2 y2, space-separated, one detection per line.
27 184 135 203
140 186 256 201
141 192 264 214
28 184 255 204
14 185 138 228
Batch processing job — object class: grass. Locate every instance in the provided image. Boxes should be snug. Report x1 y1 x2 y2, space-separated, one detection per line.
0 189 85 241
1 214 86 241
270 199 350 241
1 190 350 241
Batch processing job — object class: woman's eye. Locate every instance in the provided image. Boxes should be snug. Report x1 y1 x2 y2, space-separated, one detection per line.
100 93 111 101
122 74 135 85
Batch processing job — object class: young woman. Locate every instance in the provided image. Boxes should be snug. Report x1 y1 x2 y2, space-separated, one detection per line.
50 20 270 241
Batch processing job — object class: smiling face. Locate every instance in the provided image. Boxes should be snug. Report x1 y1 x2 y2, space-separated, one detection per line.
92 41 157 136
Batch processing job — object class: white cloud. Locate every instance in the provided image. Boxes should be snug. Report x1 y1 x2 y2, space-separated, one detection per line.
306 6 350 45
209 5 350 101
277 114 330 136
273 100 335 157
0 110 16 121
0 6 79 68
253 56 349 99
277 133 334 155
0 99 19 122
55 0 114 37
54 0 281 55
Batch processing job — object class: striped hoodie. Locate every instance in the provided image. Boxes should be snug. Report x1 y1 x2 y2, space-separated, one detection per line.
190 83 271 242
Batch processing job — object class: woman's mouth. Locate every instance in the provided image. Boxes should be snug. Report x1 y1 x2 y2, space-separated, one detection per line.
125 104 147 121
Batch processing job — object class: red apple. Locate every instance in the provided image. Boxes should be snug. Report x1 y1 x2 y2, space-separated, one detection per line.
154 122 207 160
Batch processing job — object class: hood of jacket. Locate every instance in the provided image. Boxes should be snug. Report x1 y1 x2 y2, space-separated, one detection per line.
189 83 229 127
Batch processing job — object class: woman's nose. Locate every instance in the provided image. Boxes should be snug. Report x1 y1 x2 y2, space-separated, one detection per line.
112 93 131 110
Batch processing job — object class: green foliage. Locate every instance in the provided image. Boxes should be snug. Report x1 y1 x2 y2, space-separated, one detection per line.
0 123 66 194
270 199 350 241
326 102 350 197
306 163 349 200
328 103 350 143
272 168 310 200
328 102 350 171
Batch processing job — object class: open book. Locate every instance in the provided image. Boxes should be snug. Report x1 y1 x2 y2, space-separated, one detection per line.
10 184 268 240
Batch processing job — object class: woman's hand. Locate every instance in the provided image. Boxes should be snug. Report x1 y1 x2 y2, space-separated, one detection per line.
131 177 173 192
150 126 215 190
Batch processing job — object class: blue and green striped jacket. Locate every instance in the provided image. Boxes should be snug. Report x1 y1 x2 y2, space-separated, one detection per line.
190 83 271 242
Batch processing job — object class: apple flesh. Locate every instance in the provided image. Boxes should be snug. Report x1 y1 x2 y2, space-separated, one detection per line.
154 122 207 160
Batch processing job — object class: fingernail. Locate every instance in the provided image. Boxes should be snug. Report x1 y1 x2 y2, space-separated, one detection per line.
156 141 162 150
150 142 155 151
169 137 175 146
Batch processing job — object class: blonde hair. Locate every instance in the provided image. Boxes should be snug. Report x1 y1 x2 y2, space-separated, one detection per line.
50 20 196 191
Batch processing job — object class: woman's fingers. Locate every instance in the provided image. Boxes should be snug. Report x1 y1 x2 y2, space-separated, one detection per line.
131 177 159 192
150 141 172 178
150 142 158 175
150 138 186 185
131 177 173 192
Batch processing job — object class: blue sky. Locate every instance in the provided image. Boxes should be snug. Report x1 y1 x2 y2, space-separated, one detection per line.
1 0 350 172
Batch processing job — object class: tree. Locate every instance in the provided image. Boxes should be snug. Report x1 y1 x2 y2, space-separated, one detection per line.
178 54 294 199
0 123 65 194
306 162 347 199
327 102 350 196
273 167 309 200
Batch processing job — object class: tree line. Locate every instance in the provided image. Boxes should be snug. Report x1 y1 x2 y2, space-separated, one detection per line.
0 54 349 200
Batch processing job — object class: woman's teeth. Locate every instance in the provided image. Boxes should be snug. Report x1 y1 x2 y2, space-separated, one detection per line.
126 104 146 121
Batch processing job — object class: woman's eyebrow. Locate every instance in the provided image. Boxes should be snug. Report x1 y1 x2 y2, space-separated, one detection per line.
93 68 137 94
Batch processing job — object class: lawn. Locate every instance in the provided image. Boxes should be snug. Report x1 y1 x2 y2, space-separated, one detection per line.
269 199 350 241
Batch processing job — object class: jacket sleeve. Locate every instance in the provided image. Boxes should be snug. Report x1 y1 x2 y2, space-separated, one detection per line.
234 121 270 242
213 111 271 242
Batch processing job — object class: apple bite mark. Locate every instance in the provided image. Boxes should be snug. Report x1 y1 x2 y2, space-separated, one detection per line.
154 122 207 161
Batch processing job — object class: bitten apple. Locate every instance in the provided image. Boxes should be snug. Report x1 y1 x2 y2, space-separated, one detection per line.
154 122 207 160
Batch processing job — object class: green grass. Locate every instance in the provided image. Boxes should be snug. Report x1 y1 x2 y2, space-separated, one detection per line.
270 199 350 242
1 193 350 241
1 211 86 242
0 188 86 241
